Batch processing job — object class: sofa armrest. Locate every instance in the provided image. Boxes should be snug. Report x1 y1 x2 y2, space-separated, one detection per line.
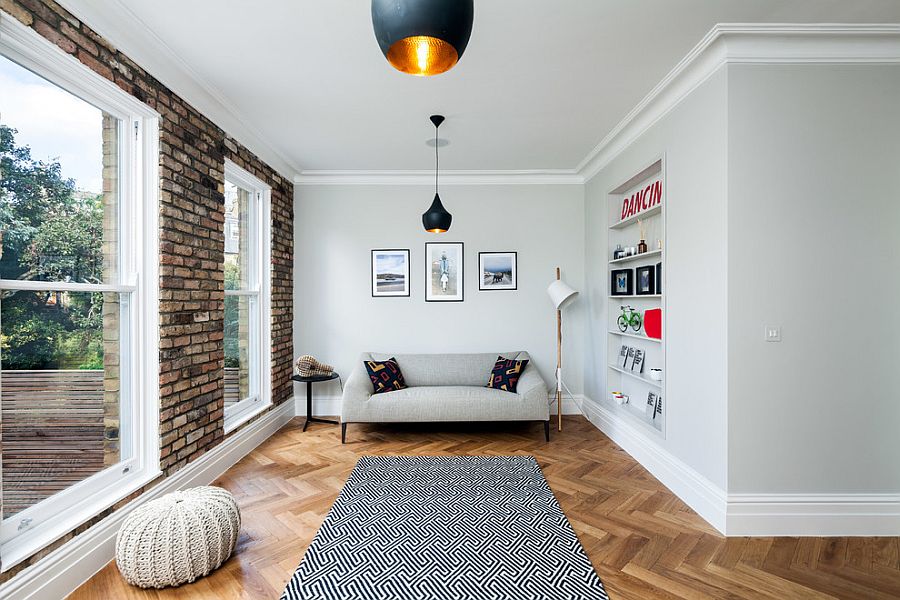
341 356 372 422
516 355 549 416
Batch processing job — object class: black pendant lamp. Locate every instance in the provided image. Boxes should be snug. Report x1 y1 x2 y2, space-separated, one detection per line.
422 115 451 233
371 0 474 77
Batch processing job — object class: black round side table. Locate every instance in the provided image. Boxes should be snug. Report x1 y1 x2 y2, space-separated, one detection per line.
292 372 340 432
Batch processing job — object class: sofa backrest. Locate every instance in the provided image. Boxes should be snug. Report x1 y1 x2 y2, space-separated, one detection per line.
363 352 529 387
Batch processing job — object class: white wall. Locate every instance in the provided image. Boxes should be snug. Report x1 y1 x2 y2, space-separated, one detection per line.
293 183 585 402
583 68 730 493
726 64 900 495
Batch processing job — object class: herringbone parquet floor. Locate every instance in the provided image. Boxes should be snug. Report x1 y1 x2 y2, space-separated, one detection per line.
70 416 900 599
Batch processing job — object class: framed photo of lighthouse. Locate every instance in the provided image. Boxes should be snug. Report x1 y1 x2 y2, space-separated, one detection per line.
425 242 464 302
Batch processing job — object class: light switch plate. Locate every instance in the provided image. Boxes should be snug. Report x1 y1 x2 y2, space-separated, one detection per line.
765 326 781 342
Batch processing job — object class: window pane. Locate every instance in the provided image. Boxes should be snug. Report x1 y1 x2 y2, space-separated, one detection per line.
0 55 119 286
224 182 252 291
224 294 252 407
1 290 124 519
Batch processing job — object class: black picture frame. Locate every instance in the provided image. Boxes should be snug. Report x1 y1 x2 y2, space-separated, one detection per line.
610 268 633 296
636 265 656 295
425 242 464 302
371 249 410 297
655 261 662 294
478 251 517 291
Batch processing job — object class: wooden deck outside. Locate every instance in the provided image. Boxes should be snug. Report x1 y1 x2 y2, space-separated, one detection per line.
1 370 105 518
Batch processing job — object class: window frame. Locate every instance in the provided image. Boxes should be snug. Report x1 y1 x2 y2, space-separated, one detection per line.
0 13 160 571
222 160 272 434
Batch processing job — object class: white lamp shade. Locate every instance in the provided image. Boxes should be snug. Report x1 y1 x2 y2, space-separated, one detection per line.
547 279 578 309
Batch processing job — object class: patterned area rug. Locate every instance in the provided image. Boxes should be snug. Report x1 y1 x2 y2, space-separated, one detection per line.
281 455 609 600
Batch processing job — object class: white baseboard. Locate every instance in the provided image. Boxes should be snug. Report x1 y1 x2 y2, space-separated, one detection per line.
726 493 900 537
0 400 295 600
580 396 728 533
295 393 585 418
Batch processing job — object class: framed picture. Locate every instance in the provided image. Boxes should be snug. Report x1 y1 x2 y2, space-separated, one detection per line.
478 251 517 291
636 265 655 295
610 268 633 296
655 262 663 294
425 242 463 302
371 249 410 297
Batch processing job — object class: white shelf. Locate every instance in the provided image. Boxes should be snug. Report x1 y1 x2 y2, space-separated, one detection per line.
608 364 663 387
608 249 662 265
608 330 662 343
609 205 661 230
608 294 662 299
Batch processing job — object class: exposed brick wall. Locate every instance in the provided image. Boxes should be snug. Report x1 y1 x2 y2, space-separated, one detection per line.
0 0 293 581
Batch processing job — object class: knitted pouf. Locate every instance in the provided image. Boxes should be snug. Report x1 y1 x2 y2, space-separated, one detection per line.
115 486 240 589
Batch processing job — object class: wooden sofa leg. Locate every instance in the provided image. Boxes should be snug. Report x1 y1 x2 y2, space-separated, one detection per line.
544 420 550 442
341 422 347 444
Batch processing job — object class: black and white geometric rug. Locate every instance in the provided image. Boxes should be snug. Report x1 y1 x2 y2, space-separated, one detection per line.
281 455 609 600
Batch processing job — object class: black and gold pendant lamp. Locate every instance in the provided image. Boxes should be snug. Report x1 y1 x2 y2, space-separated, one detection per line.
422 115 451 233
371 0 474 77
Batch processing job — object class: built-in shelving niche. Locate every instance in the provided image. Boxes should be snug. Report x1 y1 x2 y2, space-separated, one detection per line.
606 158 666 436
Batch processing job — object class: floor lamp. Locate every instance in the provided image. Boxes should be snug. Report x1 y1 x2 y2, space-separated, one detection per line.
547 268 578 432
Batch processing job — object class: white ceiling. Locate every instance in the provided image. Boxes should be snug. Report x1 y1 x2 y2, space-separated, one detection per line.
61 1 900 177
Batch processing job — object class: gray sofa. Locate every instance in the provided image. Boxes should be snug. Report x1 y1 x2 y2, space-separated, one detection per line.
341 351 549 443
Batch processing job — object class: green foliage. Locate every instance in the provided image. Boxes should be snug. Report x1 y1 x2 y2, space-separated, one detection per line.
0 125 105 369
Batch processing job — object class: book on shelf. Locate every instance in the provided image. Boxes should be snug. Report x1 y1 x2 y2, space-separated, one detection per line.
654 394 663 419
624 347 636 371
646 392 657 415
618 345 629 368
631 349 644 373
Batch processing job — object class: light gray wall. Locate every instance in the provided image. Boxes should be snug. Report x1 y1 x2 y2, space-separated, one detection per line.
293 183 585 400
726 64 900 494
584 69 730 489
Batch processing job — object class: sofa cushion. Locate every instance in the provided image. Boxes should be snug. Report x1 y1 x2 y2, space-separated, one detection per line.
364 352 528 387
486 356 529 392
364 357 407 394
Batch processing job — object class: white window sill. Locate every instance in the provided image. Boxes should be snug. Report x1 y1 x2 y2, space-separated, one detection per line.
224 399 272 435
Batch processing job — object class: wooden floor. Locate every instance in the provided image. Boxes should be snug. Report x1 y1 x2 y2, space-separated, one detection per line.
71 416 900 599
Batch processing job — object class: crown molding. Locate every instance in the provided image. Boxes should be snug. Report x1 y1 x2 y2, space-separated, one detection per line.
577 23 900 181
294 170 584 186
54 0 301 180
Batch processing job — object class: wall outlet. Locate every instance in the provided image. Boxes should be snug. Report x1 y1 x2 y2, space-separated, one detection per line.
765 326 782 342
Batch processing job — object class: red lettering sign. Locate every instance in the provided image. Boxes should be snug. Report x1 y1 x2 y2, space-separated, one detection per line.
620 178 662 221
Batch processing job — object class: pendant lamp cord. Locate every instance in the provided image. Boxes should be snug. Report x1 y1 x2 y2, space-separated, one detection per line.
434 123 439 194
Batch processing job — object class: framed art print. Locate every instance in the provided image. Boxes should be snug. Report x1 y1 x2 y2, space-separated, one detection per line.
371 249 410 297
635 265 656 295
610 268 633 296
478 251 517 291
425 242 463 302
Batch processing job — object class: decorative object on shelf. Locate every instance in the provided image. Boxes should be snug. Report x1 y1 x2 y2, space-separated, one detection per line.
617 345 628 368
425 242 463 301
547 267 578 432
631 349 645 373
654 395 663 419
115 486 240 589
655 261 662 294
644 307 662 340
296 355 333 378
610 391 628 405
657 239 663 250
635 265 656 295
371 0 474 76
422 115 452 232
371 249 410 297
620 177 662 220
646 392 658 416
637 219 648 254
479 252 517 291
613 244 625 260
610 268 633 296
624 347 636 370
648 368 663 381
617 304 642 332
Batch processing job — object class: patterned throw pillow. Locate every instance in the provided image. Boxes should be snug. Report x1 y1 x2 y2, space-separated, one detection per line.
486 356 529 393
364 358 407 394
